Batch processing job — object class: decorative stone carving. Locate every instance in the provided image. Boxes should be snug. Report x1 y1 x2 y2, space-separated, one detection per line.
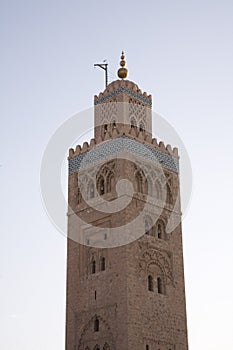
99 100 118 124
138 247 173 283
129 98 147 126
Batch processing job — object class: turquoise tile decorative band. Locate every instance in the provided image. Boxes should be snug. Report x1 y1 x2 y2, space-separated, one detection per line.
94 87 152 106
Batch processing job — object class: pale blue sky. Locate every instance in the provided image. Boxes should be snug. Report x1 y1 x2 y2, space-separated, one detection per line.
1 1 233 349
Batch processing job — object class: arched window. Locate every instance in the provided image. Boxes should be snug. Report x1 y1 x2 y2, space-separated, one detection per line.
145 219 150 235
99 176 105 195
97 165 114 196
77 188 81 204
157 277 164 294
104 124 108 134
155 181 162 200
100 257 105 271
130 118 136 128
139 121 145 132
136 171 143 193
156 220 166 240
147 176 153 197
148 275 153 291
91 260 96 274
158 224 162 239
166 184 173 204
145 220 150 235
106 173 114 193
146 345 149 350
94 318 99 332
112 120 117 129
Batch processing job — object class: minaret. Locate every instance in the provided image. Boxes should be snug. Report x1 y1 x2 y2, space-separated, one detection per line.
66 53 189 350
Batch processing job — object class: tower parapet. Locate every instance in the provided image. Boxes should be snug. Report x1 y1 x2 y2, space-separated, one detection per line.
94 79 152 106
68 136 178 164
94 80 152 142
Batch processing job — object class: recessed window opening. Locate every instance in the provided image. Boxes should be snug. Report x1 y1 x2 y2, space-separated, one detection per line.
136 172 143 193
99 177 105 195
145 219 150 235
157 277 163 294
167 184 173 204
94 318 99 332
158 224 162 239
91 260 96 274
148 275 153 291
100 257 106 271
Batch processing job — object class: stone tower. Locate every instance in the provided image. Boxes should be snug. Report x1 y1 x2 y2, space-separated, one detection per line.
66 53 189 350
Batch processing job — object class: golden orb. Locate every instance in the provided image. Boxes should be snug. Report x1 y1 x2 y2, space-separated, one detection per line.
118 67 128 79
117 51 128 79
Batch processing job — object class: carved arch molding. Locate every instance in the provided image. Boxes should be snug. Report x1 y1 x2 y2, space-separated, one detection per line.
138 247 173 284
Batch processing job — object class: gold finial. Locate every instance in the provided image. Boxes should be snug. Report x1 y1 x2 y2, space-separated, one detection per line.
118 51 128 79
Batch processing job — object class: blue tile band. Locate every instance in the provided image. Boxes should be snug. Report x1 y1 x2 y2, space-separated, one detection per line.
94 87 152 106
69 136 179 174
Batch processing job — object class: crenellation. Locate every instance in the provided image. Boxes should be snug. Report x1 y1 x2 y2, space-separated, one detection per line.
166 144 172 153
76 145 81 154
69 148 74 158
90 138 96 147
173 147 179 157
94 80 152 107
145 133 152 143
68 132 179 161
152 137 159 147
159 141 166 151
82 141 89 152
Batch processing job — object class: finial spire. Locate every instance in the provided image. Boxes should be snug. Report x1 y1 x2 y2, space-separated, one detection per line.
117 51 128 79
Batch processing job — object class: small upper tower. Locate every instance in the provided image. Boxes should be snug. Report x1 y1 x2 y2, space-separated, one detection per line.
94 52 152 142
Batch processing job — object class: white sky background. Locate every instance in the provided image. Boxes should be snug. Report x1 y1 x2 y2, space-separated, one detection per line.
1 0 233 349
